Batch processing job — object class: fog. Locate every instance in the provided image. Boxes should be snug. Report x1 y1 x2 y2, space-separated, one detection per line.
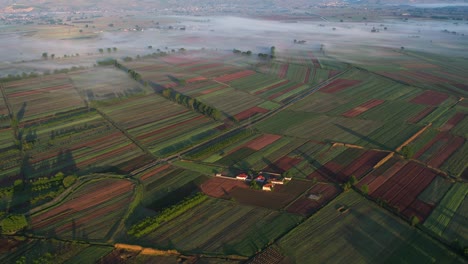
1 15 467 76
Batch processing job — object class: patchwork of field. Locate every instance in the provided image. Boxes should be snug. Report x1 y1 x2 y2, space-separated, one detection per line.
2 74 85 122
277 191 463 263
0 46 466 262
98 93 223 156
30 177 135 241
134 197 302 256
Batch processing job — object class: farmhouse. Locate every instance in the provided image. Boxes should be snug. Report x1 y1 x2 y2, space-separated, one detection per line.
255 175 266 183
271 178 285 185
236 173 249 181
262 184 274 191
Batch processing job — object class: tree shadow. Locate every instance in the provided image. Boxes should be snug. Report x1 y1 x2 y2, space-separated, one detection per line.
334 123 388 150
17 102 27 122
295 150 339 182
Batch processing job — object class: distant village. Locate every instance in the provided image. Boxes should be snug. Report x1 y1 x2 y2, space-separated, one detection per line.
215 171 292 191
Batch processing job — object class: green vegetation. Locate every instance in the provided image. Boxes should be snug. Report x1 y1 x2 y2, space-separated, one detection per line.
186 129 255 159
128 193 208 238
134 197 302 256
278 191 462 263
424 183 467 237
0 214 27 233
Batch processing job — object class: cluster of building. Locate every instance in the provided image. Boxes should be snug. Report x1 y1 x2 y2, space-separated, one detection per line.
216 171 292 191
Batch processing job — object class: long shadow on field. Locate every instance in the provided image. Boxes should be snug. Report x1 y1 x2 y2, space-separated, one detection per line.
340 207 410 263
296 150 338 183
334 124 388 150
262 157 282 173
17 102 27 122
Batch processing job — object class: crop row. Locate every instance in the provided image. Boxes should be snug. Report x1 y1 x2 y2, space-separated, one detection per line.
424 183 467 236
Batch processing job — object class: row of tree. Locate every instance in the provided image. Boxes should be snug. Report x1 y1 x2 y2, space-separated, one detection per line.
113 59 224 121
161 88 223 120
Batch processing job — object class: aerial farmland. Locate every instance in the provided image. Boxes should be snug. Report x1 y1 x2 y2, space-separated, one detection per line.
0 0 467 263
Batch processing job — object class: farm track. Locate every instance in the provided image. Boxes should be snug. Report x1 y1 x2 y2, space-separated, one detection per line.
0 82 13 118
93 107 154 159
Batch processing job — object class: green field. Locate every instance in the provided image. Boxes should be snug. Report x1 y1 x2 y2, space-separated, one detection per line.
278 191 463 263
132 197 302 256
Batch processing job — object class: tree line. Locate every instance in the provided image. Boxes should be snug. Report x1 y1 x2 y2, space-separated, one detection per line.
161 88 223 121
113 60 224 121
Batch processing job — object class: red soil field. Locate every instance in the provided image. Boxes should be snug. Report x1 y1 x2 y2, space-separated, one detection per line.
426 136 465 168
245 134 282 151
407 107 435 123
307 150 388 183
286 183 341 216
307 161 343 182
402 199 434 222
370 161 439 221
264 156 302 173
31 179 133 229
320 79 361 94
336 150 389 182
213 70 255 83
441 112 465 131
358 159 405 193
278 64 289 79
342 99 385 117
233 106 269 121
410 90 449 106
200 177 248 198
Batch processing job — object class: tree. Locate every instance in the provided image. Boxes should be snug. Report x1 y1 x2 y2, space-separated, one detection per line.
349 175 358 185
113 47 117 52
250 180 261 190
0 214 27 234
107 47 112 53
98 48 104 54
42 52 48 59
401 146 414 159
63 175 77 188
410 215 420 226
361 184 369 195
400 46 405 51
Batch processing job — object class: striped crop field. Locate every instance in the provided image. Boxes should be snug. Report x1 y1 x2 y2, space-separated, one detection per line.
12 109 147 179
31 177 135 241
3 74 85 122
98 94 223 156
